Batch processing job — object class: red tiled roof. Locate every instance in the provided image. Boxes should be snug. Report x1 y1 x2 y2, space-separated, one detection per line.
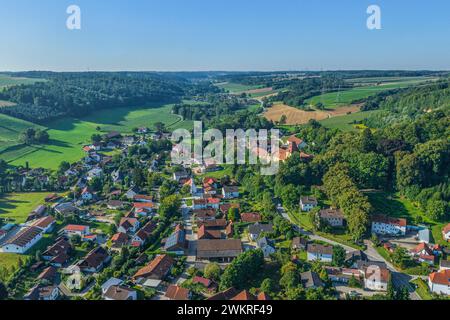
429 269 450 285
30 216 55 229
133 202 154 209
241 213 261 223
133 254 174 280
64 225 89 232
165 285 190 300
372 214 407 227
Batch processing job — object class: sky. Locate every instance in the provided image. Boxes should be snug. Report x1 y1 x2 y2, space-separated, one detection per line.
0 0 449 71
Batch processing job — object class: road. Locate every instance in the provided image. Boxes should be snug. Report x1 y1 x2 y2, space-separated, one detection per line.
278 206 421 300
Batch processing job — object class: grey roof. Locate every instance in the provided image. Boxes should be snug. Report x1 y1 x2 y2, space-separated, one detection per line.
164 230 186 251
440 260 450 268
249 223 274 235
300 271 324 289
418 228 430 243
300 196 318 205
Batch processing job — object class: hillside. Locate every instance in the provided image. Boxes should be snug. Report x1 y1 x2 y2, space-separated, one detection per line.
0 113 44 153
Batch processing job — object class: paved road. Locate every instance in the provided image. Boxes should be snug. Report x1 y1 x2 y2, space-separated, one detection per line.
278 206 421 300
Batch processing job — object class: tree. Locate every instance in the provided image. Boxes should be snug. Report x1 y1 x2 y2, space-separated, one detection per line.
227 207 240 222
58 161 71 174
427 199 447 221
360 128 376 153
159 195 181 219
391 247 411 269
387 277 395 300
91 134 102 144
279 115 287 125
219 250 264 290
204 263 221 281
34 129 49 144
154 122 165 133
132 167 145 188
0 281 8 300
332 246 346 267
260 278 275 295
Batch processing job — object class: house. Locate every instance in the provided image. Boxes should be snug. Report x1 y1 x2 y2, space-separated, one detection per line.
300 196 318 212
111 232 129 250
300 271 324 289
1 226 43 254
165 285 190 300
222 186 239 199
81 187 94 202
30 216 56 233
307 244 333 263
126 187 139 200
371 214 407 236
257 237 276 258
54 202 78 216
132 221 156 247
220 203 240 215
428 269 450 295
86 167 103 182
42 238 72 267
37 266 58 283
107 200 124 210
248 223 274 241
78 247 111 273
105 131 121 140
104 285 137 300
122 136 135 146
101 277 123 295
164 227 186 254
118 218 140 234
363 265 390 291
193 209 217 221
133 194 153 203
319 208 345 227
192 276 217 292
196 239 243 262
439 260 450 271
240 212 261 223
410 242 434 257
286 135 307 149
133 254 175 283
133 202 155 216
198 219 227 230
198 225 222 240
24 285 59 301
173 171 189 182
443 224 450 242
291 237 308 251
63 225 90 237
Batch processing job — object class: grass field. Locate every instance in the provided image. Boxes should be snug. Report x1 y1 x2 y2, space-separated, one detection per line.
0 192 50 224
215 82 262 94
305 78 435 109
0 114 45 153
411 279 434 300
0 103 192 169
0 74 44 89
320 110 380 131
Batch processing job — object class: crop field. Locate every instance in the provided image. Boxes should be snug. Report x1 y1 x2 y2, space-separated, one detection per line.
0 192 50 224
0 103 191 169
305 77 436 109
320 110 380 131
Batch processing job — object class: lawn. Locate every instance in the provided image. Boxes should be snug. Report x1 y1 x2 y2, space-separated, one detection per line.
320 110 379 131
1 103 192 169
0 192 50 224
0 113 45 153
198 165 234 179
412 278 434 300
0 74 45 89
0 253 24 273
215 82 262 94
305 78 435 109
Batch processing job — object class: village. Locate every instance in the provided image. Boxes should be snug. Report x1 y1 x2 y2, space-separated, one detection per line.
0 128 449 301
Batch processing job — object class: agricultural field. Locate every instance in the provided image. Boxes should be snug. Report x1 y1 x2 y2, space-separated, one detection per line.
305 77 437 109
215 82 263 94
0 114 45 153
0 192 50 224
0 74 45 89
320 110 380 131
0 103 192 169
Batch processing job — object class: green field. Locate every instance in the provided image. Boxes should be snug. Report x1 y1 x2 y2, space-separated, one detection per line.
0 74 44 89
0 103 192 169
320 110 379 131
215 82 262 94
306 78 435 109
0 114 45 153
0 192 50 224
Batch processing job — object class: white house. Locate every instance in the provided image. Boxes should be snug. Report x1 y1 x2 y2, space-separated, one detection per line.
257 237 276 258
319 208 345 227
173 171 189 182
306 244 333 263
24 285 60 301
222 186 239 199
1 227 43 254
118 218 140 234
103 285 137 300
81 187 93 201
300 196 318 212
63 225 90 237
428 269 450 295
443 224 450 241
371 215 407 236
30 216 56 233
86 167 103 181
364 267 390 291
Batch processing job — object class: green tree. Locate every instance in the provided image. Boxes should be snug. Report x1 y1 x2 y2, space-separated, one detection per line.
332 246 346 267
227 207 240 222
204 263 221 281
0 281 8 300
219 250 264 290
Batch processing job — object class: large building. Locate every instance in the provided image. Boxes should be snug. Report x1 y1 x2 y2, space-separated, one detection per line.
1 226 43 254
306 244 333 263
371 215 407 236
319 208 345 227
428 269 450 295
196 239 243 262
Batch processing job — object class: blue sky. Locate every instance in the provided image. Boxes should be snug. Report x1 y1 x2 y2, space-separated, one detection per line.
0 0 449 71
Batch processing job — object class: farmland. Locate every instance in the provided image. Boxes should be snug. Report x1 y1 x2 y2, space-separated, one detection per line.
0 114 45 153
0 74 45 89
0 103 192 169
305 77 437 109
0 192 50 224
215 82 262 94
319 110 380 131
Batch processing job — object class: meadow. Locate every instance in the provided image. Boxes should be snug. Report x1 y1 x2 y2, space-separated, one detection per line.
0 74 45 89
0 192 50 223
319 110 379 131
215 82 262 94
305 77 436 109
0 114 45 153
0 103 192 169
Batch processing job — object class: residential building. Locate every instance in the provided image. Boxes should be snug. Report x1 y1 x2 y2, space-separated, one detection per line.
257 237 276 258
240 212 262 223
63 225 90 237
371 214 407 236
300 196 318 212
24 285 59 301
291 237 308 251
428 269 450 295
197 239 243 262
248 223 274 241
103 285 137 300
165 285 190 300
443 224 450 242
319 208 345 227
222 186 239 199
363 265 390 291
300 271 324 289
307 244 333 263
78 247 111 273
118 218 140 234
164 227 186 254
133 254 174 283
30 216 56 233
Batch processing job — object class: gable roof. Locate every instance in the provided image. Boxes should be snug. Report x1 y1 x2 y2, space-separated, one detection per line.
429 269 450 285
307 244 333 255
133 254 174 280
104 285 135 300
248 223 274 235
300 271 324 288
79 247 109 269
5 226 42 247
30 216 55 230
372 214 407 227
165 285 190 300
241 212 262 223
